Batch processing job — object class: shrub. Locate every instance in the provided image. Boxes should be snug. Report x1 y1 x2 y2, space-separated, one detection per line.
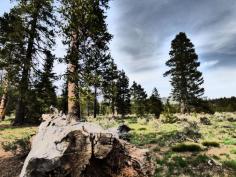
162 113 178 124
202 141 220 147
172 143 202 152
1 135 31 156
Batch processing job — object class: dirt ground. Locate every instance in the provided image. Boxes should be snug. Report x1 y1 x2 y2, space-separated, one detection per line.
0 148 24 177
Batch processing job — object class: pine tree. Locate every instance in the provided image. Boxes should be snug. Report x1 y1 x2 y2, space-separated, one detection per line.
164 32 204 113
83 49 111 118
102 58 119 117
35 50 57 113
116 70 131 118
13 0 56 125
60 0 112 120
148 88 163 118
130 82 147 117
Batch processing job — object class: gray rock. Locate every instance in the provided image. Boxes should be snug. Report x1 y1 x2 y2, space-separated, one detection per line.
20 114 154 177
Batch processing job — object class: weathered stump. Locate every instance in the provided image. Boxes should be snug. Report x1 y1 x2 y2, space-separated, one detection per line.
20 114 154 177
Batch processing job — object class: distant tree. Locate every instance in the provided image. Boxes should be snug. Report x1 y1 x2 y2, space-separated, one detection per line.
102 58 119 117
35 50 57 113
207 97 236 112
164 32 204 113
83 49 111 118
115 70 131 118
130 82 147 117
148 88 163 118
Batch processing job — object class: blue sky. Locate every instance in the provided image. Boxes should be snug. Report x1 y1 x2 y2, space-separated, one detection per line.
1 0 236 98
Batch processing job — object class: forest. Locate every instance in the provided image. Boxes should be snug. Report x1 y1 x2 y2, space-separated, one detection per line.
0 0 235 177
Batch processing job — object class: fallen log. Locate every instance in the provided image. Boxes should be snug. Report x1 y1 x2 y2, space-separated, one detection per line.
20 114 154 177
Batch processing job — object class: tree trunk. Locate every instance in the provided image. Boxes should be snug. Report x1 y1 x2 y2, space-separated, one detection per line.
93 86 97 118
111 97 115 118
87 98 90 117
180 101 187 114
0 77 9 121
68 32 80 120
14 68 29 125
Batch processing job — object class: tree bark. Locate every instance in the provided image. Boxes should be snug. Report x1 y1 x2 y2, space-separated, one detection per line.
93 85 97 118
68 32 80 120
180 101 188 114
86 97 90 117
0 77 9 121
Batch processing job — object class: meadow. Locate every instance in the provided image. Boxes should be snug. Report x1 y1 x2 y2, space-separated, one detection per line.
0 113 236 177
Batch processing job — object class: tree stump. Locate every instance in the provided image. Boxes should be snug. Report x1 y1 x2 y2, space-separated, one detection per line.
20 114 154 177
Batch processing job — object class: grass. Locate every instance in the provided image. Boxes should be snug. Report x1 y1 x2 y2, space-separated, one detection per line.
0 118 37 144
223 138 236 145
1 112 236 176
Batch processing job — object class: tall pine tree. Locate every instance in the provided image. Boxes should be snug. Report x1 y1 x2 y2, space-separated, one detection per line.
13 0 56 125
164 32 204 113
35 50 57 113
115 70 131 118
130 82 147 117
102 58 118 117
60 0 112 120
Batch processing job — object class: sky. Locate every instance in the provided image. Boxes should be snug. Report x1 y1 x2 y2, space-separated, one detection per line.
1 0 236 98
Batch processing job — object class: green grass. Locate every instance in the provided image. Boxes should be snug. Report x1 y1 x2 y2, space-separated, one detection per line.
0 118 37 144
223 138 236 145
230 148 236 154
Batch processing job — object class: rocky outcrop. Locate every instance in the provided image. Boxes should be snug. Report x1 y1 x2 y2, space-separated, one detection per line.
20 114 154 177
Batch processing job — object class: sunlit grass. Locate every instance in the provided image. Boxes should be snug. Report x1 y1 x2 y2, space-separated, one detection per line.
0 118 37 144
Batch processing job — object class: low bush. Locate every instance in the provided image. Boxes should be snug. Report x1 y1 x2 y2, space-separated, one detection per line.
202 141 220 147
172 143 202 152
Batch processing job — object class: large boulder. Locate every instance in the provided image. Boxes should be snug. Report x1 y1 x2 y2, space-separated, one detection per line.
20 114 154 177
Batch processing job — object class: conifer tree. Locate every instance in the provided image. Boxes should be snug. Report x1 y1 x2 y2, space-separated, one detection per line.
35 50 57 113
130 82 147 117
148 88 163 118
60 0 112 120
13 0 56 124
102 58 118 117
164 32 204 113
115 70 131 118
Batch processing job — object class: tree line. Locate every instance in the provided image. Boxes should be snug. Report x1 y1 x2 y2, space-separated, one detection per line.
0 0 227 125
